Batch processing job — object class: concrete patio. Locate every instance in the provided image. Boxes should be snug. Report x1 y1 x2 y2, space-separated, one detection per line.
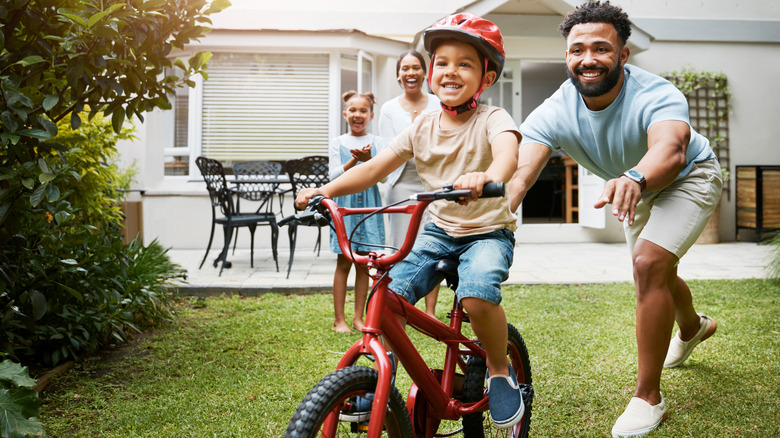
165 241 773 295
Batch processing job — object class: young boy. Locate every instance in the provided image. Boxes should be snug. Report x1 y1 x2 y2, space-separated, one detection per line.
295 13 523 429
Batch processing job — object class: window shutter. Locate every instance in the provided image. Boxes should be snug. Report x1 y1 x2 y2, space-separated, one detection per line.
201 53 330 161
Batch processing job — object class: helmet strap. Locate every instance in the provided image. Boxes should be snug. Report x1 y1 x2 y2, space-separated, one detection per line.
429 55 490 115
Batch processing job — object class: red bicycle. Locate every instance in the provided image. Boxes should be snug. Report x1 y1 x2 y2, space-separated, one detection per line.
283 182 533 437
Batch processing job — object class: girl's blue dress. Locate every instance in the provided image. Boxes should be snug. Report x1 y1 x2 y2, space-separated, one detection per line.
328 134 386 255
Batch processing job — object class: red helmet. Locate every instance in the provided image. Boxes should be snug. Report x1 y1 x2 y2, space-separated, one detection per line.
423 13 506 77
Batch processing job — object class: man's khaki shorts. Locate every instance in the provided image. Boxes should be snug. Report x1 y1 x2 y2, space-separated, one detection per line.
624 158 723 260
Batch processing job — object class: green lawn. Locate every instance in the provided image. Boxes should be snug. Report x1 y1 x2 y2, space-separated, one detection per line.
39 279 779 437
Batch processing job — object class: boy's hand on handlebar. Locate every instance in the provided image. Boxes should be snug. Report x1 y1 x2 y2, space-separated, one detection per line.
295 187 325 210
452 172 490 206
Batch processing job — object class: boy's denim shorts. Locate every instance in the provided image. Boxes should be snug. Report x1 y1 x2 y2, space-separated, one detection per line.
388 223 515 306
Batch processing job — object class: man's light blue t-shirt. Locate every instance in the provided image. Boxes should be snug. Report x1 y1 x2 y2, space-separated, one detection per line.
519 64 715 181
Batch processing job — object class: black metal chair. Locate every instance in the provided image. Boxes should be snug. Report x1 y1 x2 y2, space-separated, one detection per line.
195 156 279 276
230 160 284 254
283 156 329 279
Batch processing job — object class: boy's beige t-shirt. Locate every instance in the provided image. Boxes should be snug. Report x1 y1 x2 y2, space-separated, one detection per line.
389 105 520 237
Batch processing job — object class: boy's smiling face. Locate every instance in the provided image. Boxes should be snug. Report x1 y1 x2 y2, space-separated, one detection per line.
430 40 495 110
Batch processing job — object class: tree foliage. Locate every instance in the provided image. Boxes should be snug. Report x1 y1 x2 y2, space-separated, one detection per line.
0 0 228 366
0 0 229 233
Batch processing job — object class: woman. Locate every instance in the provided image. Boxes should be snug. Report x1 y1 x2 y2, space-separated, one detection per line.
378 50 441 317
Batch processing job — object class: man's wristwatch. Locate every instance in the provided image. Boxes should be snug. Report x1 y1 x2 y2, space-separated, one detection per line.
622 169 647 192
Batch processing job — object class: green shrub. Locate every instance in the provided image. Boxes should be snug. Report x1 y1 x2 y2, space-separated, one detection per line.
0 115 185 366
0 359 45 438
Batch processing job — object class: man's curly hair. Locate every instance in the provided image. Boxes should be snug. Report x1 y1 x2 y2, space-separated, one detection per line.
559 1 633 45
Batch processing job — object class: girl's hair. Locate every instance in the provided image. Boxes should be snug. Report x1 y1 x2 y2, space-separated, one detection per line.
559 1 632 45
395 50 427 75
342 90 376 111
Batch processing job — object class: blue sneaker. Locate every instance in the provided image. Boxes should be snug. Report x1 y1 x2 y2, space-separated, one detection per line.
339 394 373 422
487 365 525 429
339 353 398 423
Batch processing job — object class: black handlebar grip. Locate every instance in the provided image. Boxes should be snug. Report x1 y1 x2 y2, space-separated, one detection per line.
480 181 505 198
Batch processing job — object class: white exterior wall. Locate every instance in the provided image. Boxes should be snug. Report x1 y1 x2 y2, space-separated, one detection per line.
632 41 780 242
119 0 780 249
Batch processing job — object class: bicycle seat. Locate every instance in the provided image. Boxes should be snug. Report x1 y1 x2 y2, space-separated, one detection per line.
435 258 459 291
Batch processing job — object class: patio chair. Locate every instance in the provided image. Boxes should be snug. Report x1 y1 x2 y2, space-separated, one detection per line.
230 160 284 254
195 156 279 276
283 155 330 278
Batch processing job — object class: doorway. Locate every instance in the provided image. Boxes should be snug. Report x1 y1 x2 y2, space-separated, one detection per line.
518 61 570 223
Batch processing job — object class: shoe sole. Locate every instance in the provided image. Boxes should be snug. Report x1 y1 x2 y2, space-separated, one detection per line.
339 412 370 422
665 315 717 368
612 411 668 437
490 402 525 430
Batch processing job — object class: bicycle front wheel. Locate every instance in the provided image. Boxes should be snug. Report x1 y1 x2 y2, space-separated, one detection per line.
285 366 413 437
461 323 533 438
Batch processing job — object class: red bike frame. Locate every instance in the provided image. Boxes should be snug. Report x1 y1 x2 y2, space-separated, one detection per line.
318 197 497 438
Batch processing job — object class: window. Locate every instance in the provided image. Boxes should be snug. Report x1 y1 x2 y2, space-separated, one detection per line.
199 53 330 165
338 52 373 135
164 67 191 176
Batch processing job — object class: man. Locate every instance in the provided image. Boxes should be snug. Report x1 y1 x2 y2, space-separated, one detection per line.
508 2 722 437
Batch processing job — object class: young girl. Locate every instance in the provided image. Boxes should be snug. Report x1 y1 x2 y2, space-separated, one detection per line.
327 90 386 333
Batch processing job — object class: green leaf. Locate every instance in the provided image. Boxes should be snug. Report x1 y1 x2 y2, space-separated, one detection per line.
29 290 47 321
30 184 45 207
105 3 125 14
58 11 88 27
70 112 82 129
39 173 56 183
45 182 60 202
1 111 18 133
0 202 10 226
206 0 232 14
0 360 36 387
15 55 46 67
111 107 125 133
173 58 187 71
38 159 51 174
87 10 111 28
19 129 51 140
37 115 58 137
0 133 20 145
54 281 83 301
42 95 59 111
0 387 46 437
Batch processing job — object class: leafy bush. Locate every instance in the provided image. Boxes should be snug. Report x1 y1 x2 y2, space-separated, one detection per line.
0 115 185 366
0 360 45 438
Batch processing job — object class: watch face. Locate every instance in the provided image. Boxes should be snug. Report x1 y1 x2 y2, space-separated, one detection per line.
626 169 644 180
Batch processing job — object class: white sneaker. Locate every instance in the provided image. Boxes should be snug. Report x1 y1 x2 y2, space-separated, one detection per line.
664 313 717 368
611 395 668 437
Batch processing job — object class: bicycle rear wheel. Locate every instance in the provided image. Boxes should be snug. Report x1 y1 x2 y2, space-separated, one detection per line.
461 323 533 438
285 366 413 437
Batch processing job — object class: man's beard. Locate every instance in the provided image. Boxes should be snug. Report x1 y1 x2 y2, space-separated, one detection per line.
566 59 622 97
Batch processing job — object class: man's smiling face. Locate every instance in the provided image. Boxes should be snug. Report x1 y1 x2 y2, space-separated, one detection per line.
565 22 628 99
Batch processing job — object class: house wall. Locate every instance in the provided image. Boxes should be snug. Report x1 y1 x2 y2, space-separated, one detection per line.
632 41 780 242
121 1 780 250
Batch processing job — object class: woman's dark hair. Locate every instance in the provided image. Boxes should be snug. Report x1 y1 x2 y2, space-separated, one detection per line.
559 1 633 45
395 50 427 75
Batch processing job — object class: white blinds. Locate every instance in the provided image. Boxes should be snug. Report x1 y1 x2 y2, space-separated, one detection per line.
201 53 330 161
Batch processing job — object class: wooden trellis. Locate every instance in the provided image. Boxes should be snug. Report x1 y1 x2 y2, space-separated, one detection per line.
664 72 731 198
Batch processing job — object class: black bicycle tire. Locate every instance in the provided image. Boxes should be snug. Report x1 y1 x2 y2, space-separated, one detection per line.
461 323 533 438
285 366 414 437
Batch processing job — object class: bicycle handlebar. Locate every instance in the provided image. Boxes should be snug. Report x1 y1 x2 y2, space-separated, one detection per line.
279 181 506 269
